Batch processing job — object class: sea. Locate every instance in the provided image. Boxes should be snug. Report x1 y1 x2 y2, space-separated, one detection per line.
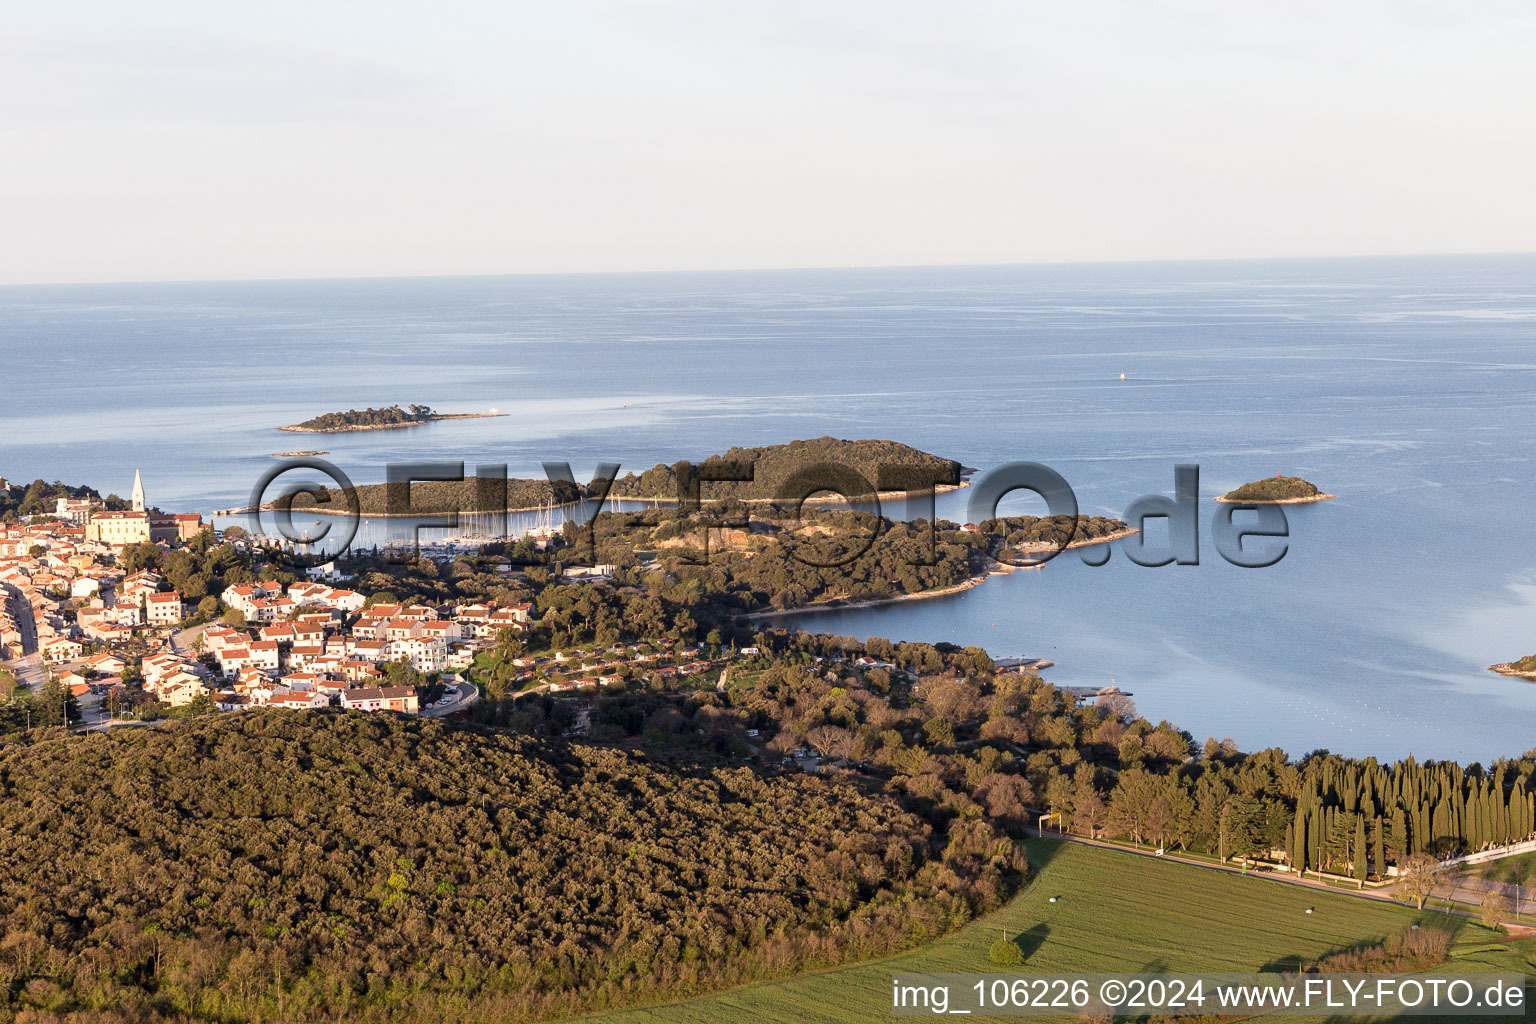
3 255 1535 762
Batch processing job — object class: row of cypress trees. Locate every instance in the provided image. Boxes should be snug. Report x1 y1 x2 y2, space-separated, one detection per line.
1286 756 1536 878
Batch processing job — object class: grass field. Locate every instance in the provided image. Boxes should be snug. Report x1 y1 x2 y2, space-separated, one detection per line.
570 839 1533 1024
1469 850 1536 885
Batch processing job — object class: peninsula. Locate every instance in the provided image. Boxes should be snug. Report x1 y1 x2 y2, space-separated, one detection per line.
1489 654 1536 680
277 404 506 433
1215 474 1335 504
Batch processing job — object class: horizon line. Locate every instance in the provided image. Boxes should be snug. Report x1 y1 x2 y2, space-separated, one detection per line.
5 248 1536 290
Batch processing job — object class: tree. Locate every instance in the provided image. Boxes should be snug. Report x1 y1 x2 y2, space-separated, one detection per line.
988 935 1025 966
119 542 163 574
1397 852 1442 910
223 608 248 628
36 676 77 727
975 773 1034 828
493 627 524 663
1353 815 1369 883
1480 886 1511 931
806 724 852 758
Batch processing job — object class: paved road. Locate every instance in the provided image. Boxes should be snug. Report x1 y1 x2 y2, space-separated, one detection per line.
1 582 46 691
2 583 39 656
4 653 47 691
421 682 478 718
169 623 207 658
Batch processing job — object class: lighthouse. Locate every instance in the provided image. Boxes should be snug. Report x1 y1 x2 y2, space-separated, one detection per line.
131 469 145 512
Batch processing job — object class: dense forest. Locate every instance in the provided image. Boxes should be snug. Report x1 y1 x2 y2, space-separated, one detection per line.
1220 475 1324 501
550 506 1129 612
604 437 965 502
602 627 1536 880
0 713 1024 1023
284 404 442 432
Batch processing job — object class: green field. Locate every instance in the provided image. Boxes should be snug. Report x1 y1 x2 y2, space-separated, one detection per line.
1469 850 1536 885
571 839 1532 1024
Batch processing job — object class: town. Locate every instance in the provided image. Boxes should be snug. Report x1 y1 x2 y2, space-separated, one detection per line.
0 473 724 729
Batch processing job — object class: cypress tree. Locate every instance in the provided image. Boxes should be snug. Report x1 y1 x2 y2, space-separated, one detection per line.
1353 815 1368 882
1390 805 1408 861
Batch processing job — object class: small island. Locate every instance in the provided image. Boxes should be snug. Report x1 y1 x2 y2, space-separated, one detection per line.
1489 655 1536 680
1215 474 1335 504
278 404 506 433
267 450 330 457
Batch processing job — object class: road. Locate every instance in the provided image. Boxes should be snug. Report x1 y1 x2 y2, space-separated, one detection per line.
169 623 207 658
4 653 46 691
1 581 46 691
421 681 477 717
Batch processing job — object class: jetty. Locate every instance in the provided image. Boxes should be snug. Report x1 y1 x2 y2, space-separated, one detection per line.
995 656 1055 672
1058 684 1133 700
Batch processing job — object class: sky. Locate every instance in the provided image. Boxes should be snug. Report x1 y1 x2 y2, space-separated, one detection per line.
2 1 1535 284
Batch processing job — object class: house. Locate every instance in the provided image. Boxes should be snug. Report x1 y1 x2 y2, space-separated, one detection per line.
259 624 297 646
141 652 187 684
84 652 126 676
269 690 329 710
247 640 281 673
323 588 365 613
340 685 419 714
157 676 207 707
350 639 390 663
222 581 283 620
291 621 327 646
213 691 251 712
339 660 383 684
44 637 83 662
216 646 254 676
389 635 447 673
144 591 184 625
287 643 325 669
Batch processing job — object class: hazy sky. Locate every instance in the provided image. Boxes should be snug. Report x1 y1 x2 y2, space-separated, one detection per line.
3 1 1534 283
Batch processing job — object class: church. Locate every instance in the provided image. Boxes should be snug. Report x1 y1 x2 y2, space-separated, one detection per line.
82 471 203 547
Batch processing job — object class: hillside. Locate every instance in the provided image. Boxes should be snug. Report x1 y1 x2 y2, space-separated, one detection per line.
0 712 1021 1023
1217 475 1333 503
606 437 964 503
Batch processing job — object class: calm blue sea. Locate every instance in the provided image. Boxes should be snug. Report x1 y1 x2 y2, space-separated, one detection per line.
3 256 1535 761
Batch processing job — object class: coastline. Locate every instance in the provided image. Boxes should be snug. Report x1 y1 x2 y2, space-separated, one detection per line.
1213 493 1336 504
277 413 507 434
743 526 1138 620
1488 662 1536 681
